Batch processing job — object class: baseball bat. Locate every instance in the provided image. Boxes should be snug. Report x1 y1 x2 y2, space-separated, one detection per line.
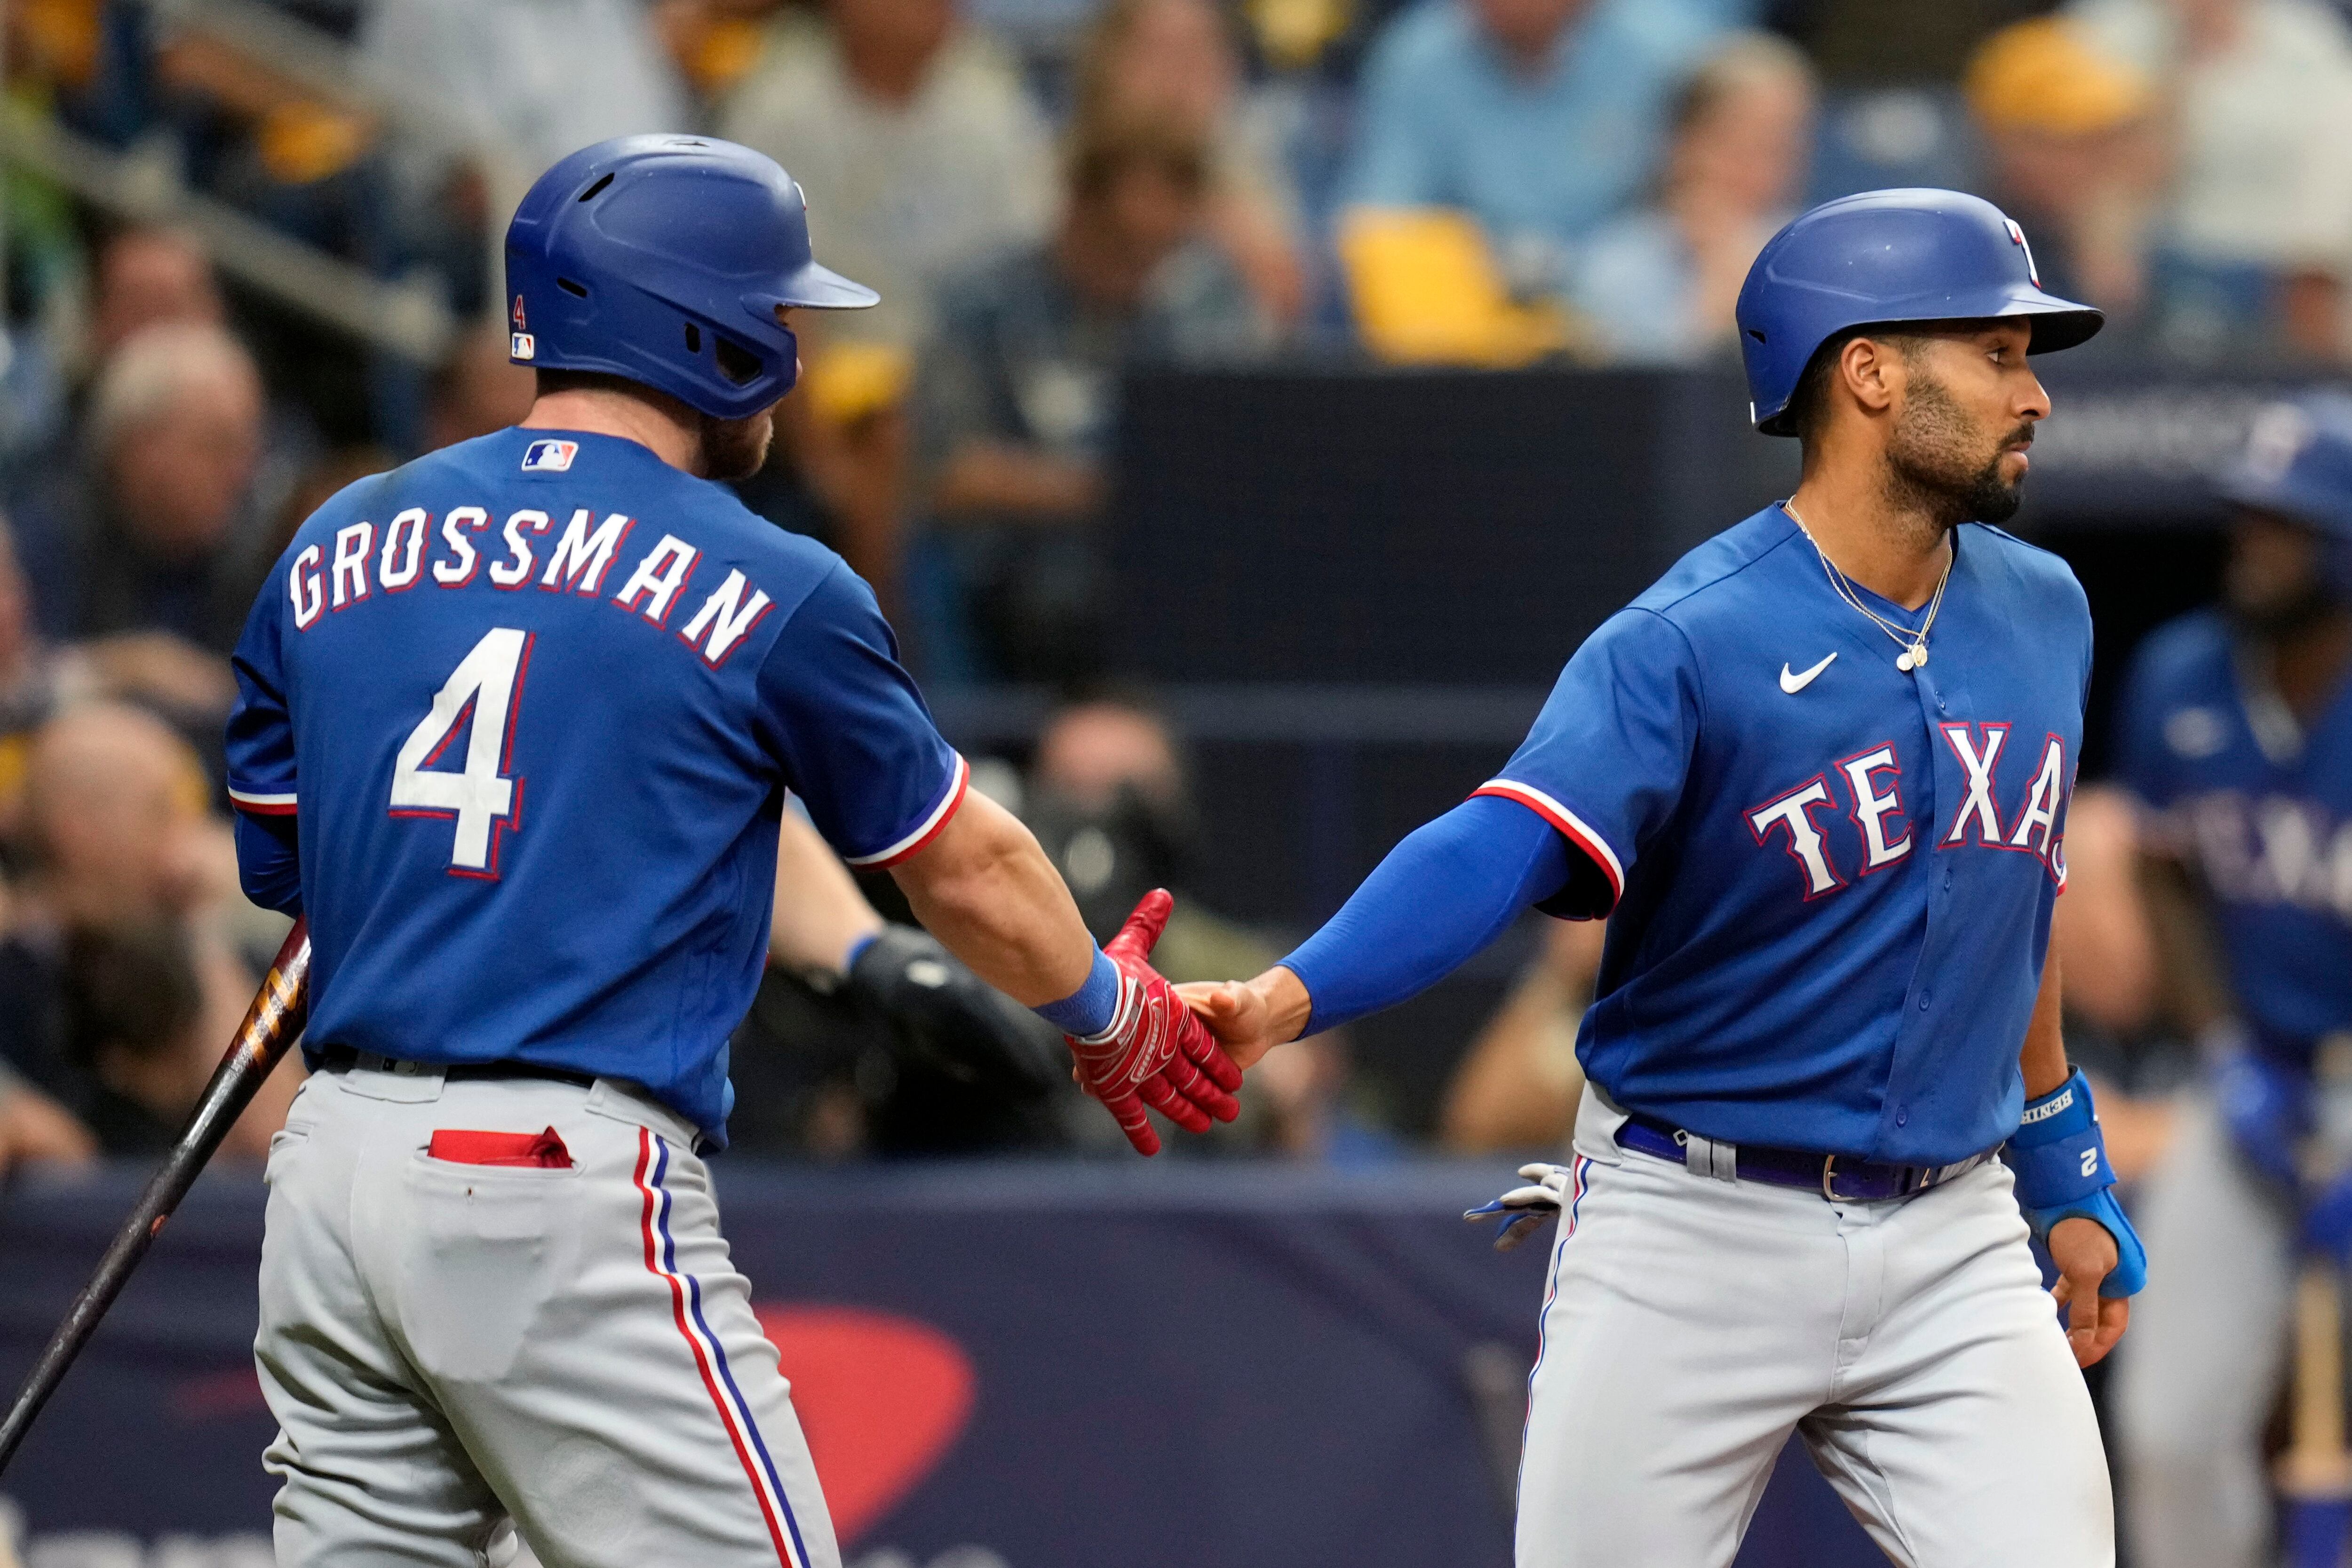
2279 1262 2352 1568
0 919 310 1476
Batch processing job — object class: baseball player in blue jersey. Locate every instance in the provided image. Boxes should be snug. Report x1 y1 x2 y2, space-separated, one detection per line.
1189 189 2146 1565
223 136 1240 1568
2110 396 2352 1568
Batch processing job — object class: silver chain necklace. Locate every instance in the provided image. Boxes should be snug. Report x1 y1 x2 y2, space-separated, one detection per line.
1783 501 1952 674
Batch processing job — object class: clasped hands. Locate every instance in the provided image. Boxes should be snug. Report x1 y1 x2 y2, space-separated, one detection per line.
1058 891 1300 1156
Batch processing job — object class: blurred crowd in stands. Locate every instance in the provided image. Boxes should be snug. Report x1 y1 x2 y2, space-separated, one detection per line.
0 0 2319 1170
0 0 2348 681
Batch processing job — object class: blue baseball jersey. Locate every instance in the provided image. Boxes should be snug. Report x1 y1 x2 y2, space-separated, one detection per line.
2115 610 2352 1057
1478 506 2090 1166
225 428 967 1143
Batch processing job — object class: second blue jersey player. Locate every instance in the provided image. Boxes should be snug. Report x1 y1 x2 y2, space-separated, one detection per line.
224 137 1238 1568
2109 396 2352 1568
1191 189 2145 1566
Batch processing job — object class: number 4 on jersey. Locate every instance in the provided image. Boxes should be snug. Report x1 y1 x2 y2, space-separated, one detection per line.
390 627 532 875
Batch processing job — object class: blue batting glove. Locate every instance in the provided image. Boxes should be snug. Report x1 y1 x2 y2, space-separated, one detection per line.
2210 1027 2309 1192
2008 1069 2147 1298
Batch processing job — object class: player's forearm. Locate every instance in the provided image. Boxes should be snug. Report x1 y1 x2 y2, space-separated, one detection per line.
768 806 883 975
2019 950 2069 1099
233 811 303 917
1276 795 1574 1038
889 789 1098 1007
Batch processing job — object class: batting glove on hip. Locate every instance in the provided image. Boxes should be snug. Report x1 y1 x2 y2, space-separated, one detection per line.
1463 1163 1575 1251
1065 889 1243 1156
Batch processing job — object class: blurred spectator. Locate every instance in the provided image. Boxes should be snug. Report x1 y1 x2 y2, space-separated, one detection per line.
424 317 538 453
1963 17 2161 328
0 509 250 830
1340 0 1720 301
720 0 1056 353
1568 32 1816 365
361 0 690 193
39 322 270 654
1025 696 1267 975
0 518 72 811
0 1058 96 1175
721 0 1057 631
1075 0 1308 328
1774 0 2047 86
88 227 224 366
2071 0 2352 360
915 115 1267 681
361 0 692 313
1025 694 1391 1159
1438 917 1602 1153
59 917 212 1156
0 704 294 1161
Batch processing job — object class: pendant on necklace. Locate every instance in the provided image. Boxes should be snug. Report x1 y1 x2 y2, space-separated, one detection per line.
1897 645 1926 673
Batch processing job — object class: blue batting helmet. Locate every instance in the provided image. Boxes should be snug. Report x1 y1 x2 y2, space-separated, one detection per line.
1734 188 2103 436
505 135 877 420
2217 393 2352 544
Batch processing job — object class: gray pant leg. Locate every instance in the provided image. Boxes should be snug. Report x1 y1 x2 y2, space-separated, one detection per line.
257 1086 506 1567
2112 1098 2296 1568
372 1086 842 1568
1801 1163 2112 1568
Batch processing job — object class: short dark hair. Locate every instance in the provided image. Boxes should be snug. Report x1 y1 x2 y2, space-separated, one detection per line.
1785 325 1933 440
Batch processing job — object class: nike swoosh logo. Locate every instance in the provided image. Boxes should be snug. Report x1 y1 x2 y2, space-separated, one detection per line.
1780 652 1837 694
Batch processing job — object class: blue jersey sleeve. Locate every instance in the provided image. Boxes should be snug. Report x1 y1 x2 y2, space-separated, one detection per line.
755 562 966 867
1474 606 1701 918
225 583 304 912
225 585 300 818
1282 795 1573 1034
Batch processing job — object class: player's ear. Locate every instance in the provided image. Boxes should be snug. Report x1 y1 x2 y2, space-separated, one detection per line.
1840 335 1900 419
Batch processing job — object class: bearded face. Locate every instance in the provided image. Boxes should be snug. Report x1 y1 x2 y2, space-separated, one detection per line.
1883 364 2034 529
697 407 777 482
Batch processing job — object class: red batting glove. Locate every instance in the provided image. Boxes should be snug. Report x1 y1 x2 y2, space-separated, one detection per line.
1065 890 1245 1156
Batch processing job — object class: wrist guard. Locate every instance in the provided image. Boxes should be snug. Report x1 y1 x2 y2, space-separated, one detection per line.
2007 1069 2147 1299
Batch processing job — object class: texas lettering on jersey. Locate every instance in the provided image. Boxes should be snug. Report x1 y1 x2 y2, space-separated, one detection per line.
2163 790 2352 921
282 504 776 670
1747 724 2069 900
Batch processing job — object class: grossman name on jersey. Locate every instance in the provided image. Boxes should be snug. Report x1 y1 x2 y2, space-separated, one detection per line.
285 505 774 668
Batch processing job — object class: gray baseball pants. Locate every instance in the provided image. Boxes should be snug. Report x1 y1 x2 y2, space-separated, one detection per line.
1515 1086 2114 1566
254 1060 841 1568
2111 1094 2296 1568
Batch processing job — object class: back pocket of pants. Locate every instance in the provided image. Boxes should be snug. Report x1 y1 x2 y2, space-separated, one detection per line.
396 1156 580 1383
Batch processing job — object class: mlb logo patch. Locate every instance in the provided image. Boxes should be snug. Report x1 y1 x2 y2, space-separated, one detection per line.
510 332 536 361
521 439 577 473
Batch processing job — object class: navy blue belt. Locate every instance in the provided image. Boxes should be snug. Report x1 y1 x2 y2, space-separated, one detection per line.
317 1045 597 1091
1615 1112 1993 1203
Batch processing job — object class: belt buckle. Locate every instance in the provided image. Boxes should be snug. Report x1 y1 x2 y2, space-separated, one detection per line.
1820 1154 1843 1201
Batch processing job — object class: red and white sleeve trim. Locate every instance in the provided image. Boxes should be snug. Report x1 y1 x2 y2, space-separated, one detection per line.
845 754 970 869
228 785 298 816
1470 779 1625 904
